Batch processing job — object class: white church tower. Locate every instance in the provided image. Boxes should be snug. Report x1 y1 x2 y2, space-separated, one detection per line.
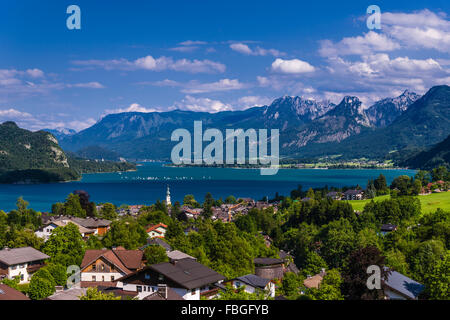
166 185 171 206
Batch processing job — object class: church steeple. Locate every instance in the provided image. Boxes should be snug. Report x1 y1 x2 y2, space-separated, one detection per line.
166 185 171 206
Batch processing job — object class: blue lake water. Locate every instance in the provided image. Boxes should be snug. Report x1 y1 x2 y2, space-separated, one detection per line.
0 162 416 212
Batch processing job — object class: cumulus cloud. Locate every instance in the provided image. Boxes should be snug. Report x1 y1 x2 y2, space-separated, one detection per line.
67 82 105 89
230 43 284 56
146 78 247 94
271 58 315 74
106 103 160 114
72 55 226 73
319 31 400 57
172 95 232 113
237 96 272 108
0 107 96 132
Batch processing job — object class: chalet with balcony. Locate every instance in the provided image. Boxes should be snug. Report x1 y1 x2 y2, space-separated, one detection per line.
80 247 144 288
0 247 49 284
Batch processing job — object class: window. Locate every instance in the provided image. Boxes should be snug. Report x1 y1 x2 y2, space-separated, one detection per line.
144 273 150 280
20 274 24 281
143 286 146 292
92 264 96 271
102 276 105 282
158 274 164 281
111 276 115 281
92 276 96 282
137 286 142 292
191 289 196 296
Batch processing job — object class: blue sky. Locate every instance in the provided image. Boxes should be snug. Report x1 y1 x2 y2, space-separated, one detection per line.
0 0 449 131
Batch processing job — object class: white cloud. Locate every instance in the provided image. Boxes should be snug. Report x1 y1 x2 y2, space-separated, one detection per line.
72 55 226 73
106 103 160 114
172 96 232 113
26 69 44 78
230 43 284 56
271 58 315 74
237 96 272 108
179 40 207 46
140 78 247 94
0 107 96 132
319 31 400 57
68 82 105 89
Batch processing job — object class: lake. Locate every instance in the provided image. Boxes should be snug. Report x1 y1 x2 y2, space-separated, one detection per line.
0 162 416 212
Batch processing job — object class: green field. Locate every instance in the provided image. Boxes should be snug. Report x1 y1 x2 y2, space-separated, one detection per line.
347 192 450 214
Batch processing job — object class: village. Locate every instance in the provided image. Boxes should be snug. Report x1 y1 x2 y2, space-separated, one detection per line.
3 170 447 301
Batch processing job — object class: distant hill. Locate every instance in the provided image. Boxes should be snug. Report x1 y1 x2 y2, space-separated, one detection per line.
75 145 121 161
0 122 135 183
401 134 450 170
59 89 424 160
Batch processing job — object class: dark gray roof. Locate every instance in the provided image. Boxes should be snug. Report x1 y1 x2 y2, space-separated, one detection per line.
384 268 424 299
143 287 184 300
254 257 284 266
149 258 226 290
0 247 50 266
344 189 363 195
146 238 172 251
381 224 397 232
167 250 196 261
235 274 270 289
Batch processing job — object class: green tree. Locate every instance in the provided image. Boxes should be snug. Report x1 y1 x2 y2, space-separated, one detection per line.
28 268 56 300
302 251 328 277
225 195 237 204
422 251 449 300
100 203 117 220
144 245 169 265
80 287 121 300
281 272 303 298
63 193 86 217
45 263 68 287
102 218 147 250
41 223 85 267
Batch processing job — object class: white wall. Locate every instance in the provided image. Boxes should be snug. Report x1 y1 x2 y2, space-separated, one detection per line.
8 264 30 284
81 272 124 282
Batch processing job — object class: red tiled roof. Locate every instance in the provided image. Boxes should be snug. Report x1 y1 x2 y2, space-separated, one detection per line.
146 223 168 233
0 284 30 300
80 249 143 274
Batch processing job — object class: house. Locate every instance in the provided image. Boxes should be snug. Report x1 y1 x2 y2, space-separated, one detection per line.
380 224 398 236
303 269 326 289
0 284 30 300
383 268 424 300
143 284 184 300
0 247 49 284
35 216 112 239
181 207 203 219
343 189 364 200
140 238 172 252
35 219 95 241
115 258 226 300
226 274 276 298
46 287 87 300
146 223 168 238
71 217 112 236
326 191 341 200
167 250 196 262
80 247 143 288
254 258 285 280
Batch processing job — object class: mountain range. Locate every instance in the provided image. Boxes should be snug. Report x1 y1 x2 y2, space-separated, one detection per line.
56 85 449 162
